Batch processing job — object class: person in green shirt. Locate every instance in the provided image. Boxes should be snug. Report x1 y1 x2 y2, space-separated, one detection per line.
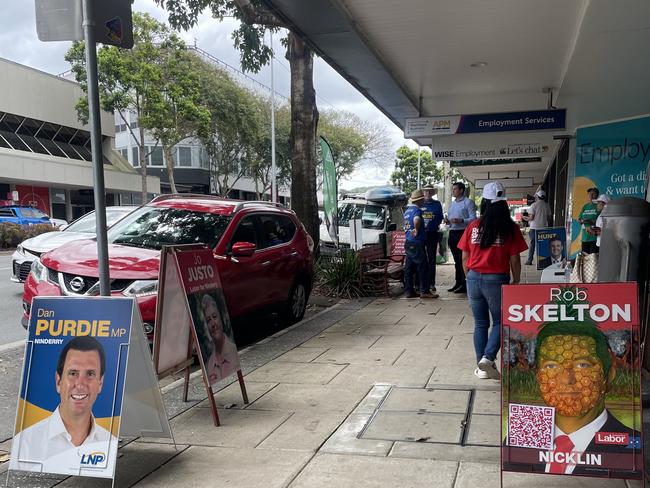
578 187 600 254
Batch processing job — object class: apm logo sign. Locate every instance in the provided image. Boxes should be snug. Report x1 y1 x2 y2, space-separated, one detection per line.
80 451 106 466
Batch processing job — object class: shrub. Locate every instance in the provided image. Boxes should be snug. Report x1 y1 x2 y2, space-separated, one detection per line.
316 250 364 299
0 223 57 249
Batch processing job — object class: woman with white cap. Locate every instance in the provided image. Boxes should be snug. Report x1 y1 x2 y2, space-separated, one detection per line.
457 181 528 380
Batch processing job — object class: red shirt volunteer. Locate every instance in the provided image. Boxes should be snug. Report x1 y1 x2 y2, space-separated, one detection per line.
458 220 528 274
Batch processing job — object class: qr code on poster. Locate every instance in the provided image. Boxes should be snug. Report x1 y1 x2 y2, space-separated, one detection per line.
507 403 555 450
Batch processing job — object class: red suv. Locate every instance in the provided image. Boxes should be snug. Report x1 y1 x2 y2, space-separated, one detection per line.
22 195 314 335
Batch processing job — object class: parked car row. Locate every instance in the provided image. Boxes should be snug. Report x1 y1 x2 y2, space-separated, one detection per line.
19 195 315 339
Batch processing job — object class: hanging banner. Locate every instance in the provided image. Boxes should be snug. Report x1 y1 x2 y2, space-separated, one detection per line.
10 297 132 479
569 116 650 256
536 227 567 271
431 132 553 161
405 109 565 138
320 136 338 244
502 283 643 481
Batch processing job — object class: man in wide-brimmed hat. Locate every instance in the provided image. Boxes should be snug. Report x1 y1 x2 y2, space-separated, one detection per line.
421 185 443 297
402 189 436 299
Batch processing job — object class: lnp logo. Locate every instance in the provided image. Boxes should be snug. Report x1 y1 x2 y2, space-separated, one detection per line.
80 451 106 466
595 432 629 446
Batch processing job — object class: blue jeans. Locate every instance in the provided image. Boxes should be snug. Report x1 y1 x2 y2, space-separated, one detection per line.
526 229 536 263
466 270 509 363
404 241 429 293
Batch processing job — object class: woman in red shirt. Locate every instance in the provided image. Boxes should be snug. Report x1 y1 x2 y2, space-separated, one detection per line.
458 181 528 380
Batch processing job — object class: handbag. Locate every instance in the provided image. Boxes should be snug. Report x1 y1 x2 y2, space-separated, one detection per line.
570 252 598 283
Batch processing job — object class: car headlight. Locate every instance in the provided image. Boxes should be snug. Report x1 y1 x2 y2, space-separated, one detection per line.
16 245 24 255
30 258 49 283
122 280 158 297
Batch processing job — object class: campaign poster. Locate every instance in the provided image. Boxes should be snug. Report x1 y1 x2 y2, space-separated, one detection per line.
569 116 650 256
175 248 240 385
501 283 643 480
10 297 132 479
536 227 567 271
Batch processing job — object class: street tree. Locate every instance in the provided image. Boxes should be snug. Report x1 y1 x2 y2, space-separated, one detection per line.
142 48 210 194
65 13 185 202
390 145 443 195
155 0 321 247
193 57 259 196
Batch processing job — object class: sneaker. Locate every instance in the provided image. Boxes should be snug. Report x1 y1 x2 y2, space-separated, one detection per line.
447 284 460 292
420 291 438 299
478 357 501 380
474 368 489 379
453 285 467 294
432 286 437 292
404 290 418 299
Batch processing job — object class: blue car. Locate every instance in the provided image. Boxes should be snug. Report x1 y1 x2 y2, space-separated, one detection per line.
0 206 51 226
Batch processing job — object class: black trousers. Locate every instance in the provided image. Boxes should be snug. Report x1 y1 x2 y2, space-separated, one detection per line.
424 231 439 289
582 240 599 254
448 229 466 286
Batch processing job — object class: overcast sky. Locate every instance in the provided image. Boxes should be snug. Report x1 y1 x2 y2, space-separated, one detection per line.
0 0 420 189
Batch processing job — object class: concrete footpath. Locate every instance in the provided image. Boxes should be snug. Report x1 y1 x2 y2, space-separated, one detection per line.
2 264 647 487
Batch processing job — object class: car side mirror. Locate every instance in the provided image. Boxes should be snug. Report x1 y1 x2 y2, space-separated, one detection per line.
231 241 256 257
387 223 397 232
59 224 69 231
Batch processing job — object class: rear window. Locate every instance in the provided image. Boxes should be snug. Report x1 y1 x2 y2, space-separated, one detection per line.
20 208 48 219
0 208 15 217
108 206 231 250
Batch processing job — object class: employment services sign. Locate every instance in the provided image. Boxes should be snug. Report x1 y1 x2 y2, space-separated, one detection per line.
405 109 565 138
11 297 132 479
432 132 553 161
502 283 643 480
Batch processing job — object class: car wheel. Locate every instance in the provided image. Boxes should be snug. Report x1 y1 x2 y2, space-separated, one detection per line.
283 280 307 325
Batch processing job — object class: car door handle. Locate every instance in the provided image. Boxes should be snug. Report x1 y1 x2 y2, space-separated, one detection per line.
290 251 298 256
261 260 273 266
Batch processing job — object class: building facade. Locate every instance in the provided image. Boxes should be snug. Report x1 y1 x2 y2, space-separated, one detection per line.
0 58 160 222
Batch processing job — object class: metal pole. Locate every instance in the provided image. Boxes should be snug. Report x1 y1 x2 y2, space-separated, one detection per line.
83 0 110 296
416 146 421 189
270 31 277 203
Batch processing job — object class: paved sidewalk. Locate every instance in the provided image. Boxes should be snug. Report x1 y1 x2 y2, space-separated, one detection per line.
2 264 646 487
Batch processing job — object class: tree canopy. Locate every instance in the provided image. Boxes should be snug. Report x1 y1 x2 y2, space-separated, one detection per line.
390 146 443 195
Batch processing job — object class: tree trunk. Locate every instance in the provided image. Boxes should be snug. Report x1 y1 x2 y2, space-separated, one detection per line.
288 32 319 249
163 145 178 193
138 125 148 202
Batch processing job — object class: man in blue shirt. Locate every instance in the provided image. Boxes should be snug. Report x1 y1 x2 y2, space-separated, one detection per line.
421 186 443 297
444 181 477 294
403 189 435 299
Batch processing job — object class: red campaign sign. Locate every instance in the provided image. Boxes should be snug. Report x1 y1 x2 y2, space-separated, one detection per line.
175 248 240 385
390 232 406 256
501 283 643 481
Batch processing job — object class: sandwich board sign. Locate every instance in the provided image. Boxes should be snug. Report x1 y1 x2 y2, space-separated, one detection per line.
9 296 171 481
501 283 643 481
153 245 248 426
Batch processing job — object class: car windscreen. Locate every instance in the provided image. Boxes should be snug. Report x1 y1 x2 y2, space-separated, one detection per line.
20 208 49 219
107 206 231 250
65 208 132 234
337 203 386 230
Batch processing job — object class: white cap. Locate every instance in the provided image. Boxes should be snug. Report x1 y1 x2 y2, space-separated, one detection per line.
482 181 507 202
535 189 546 198
595 194 611 204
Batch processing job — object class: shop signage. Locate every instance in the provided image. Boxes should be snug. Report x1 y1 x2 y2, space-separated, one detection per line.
432 133 553 161
10 296 170 480
405 109 565 138
569 116 650 256
502 283 643 480
450 157 542 168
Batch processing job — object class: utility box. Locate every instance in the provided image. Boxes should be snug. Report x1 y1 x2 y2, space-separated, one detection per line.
598 197 650 371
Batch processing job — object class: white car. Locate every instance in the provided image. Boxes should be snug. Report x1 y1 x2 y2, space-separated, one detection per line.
11 206 135 283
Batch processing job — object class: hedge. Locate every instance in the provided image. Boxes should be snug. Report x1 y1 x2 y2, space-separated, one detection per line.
0 223 58 249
